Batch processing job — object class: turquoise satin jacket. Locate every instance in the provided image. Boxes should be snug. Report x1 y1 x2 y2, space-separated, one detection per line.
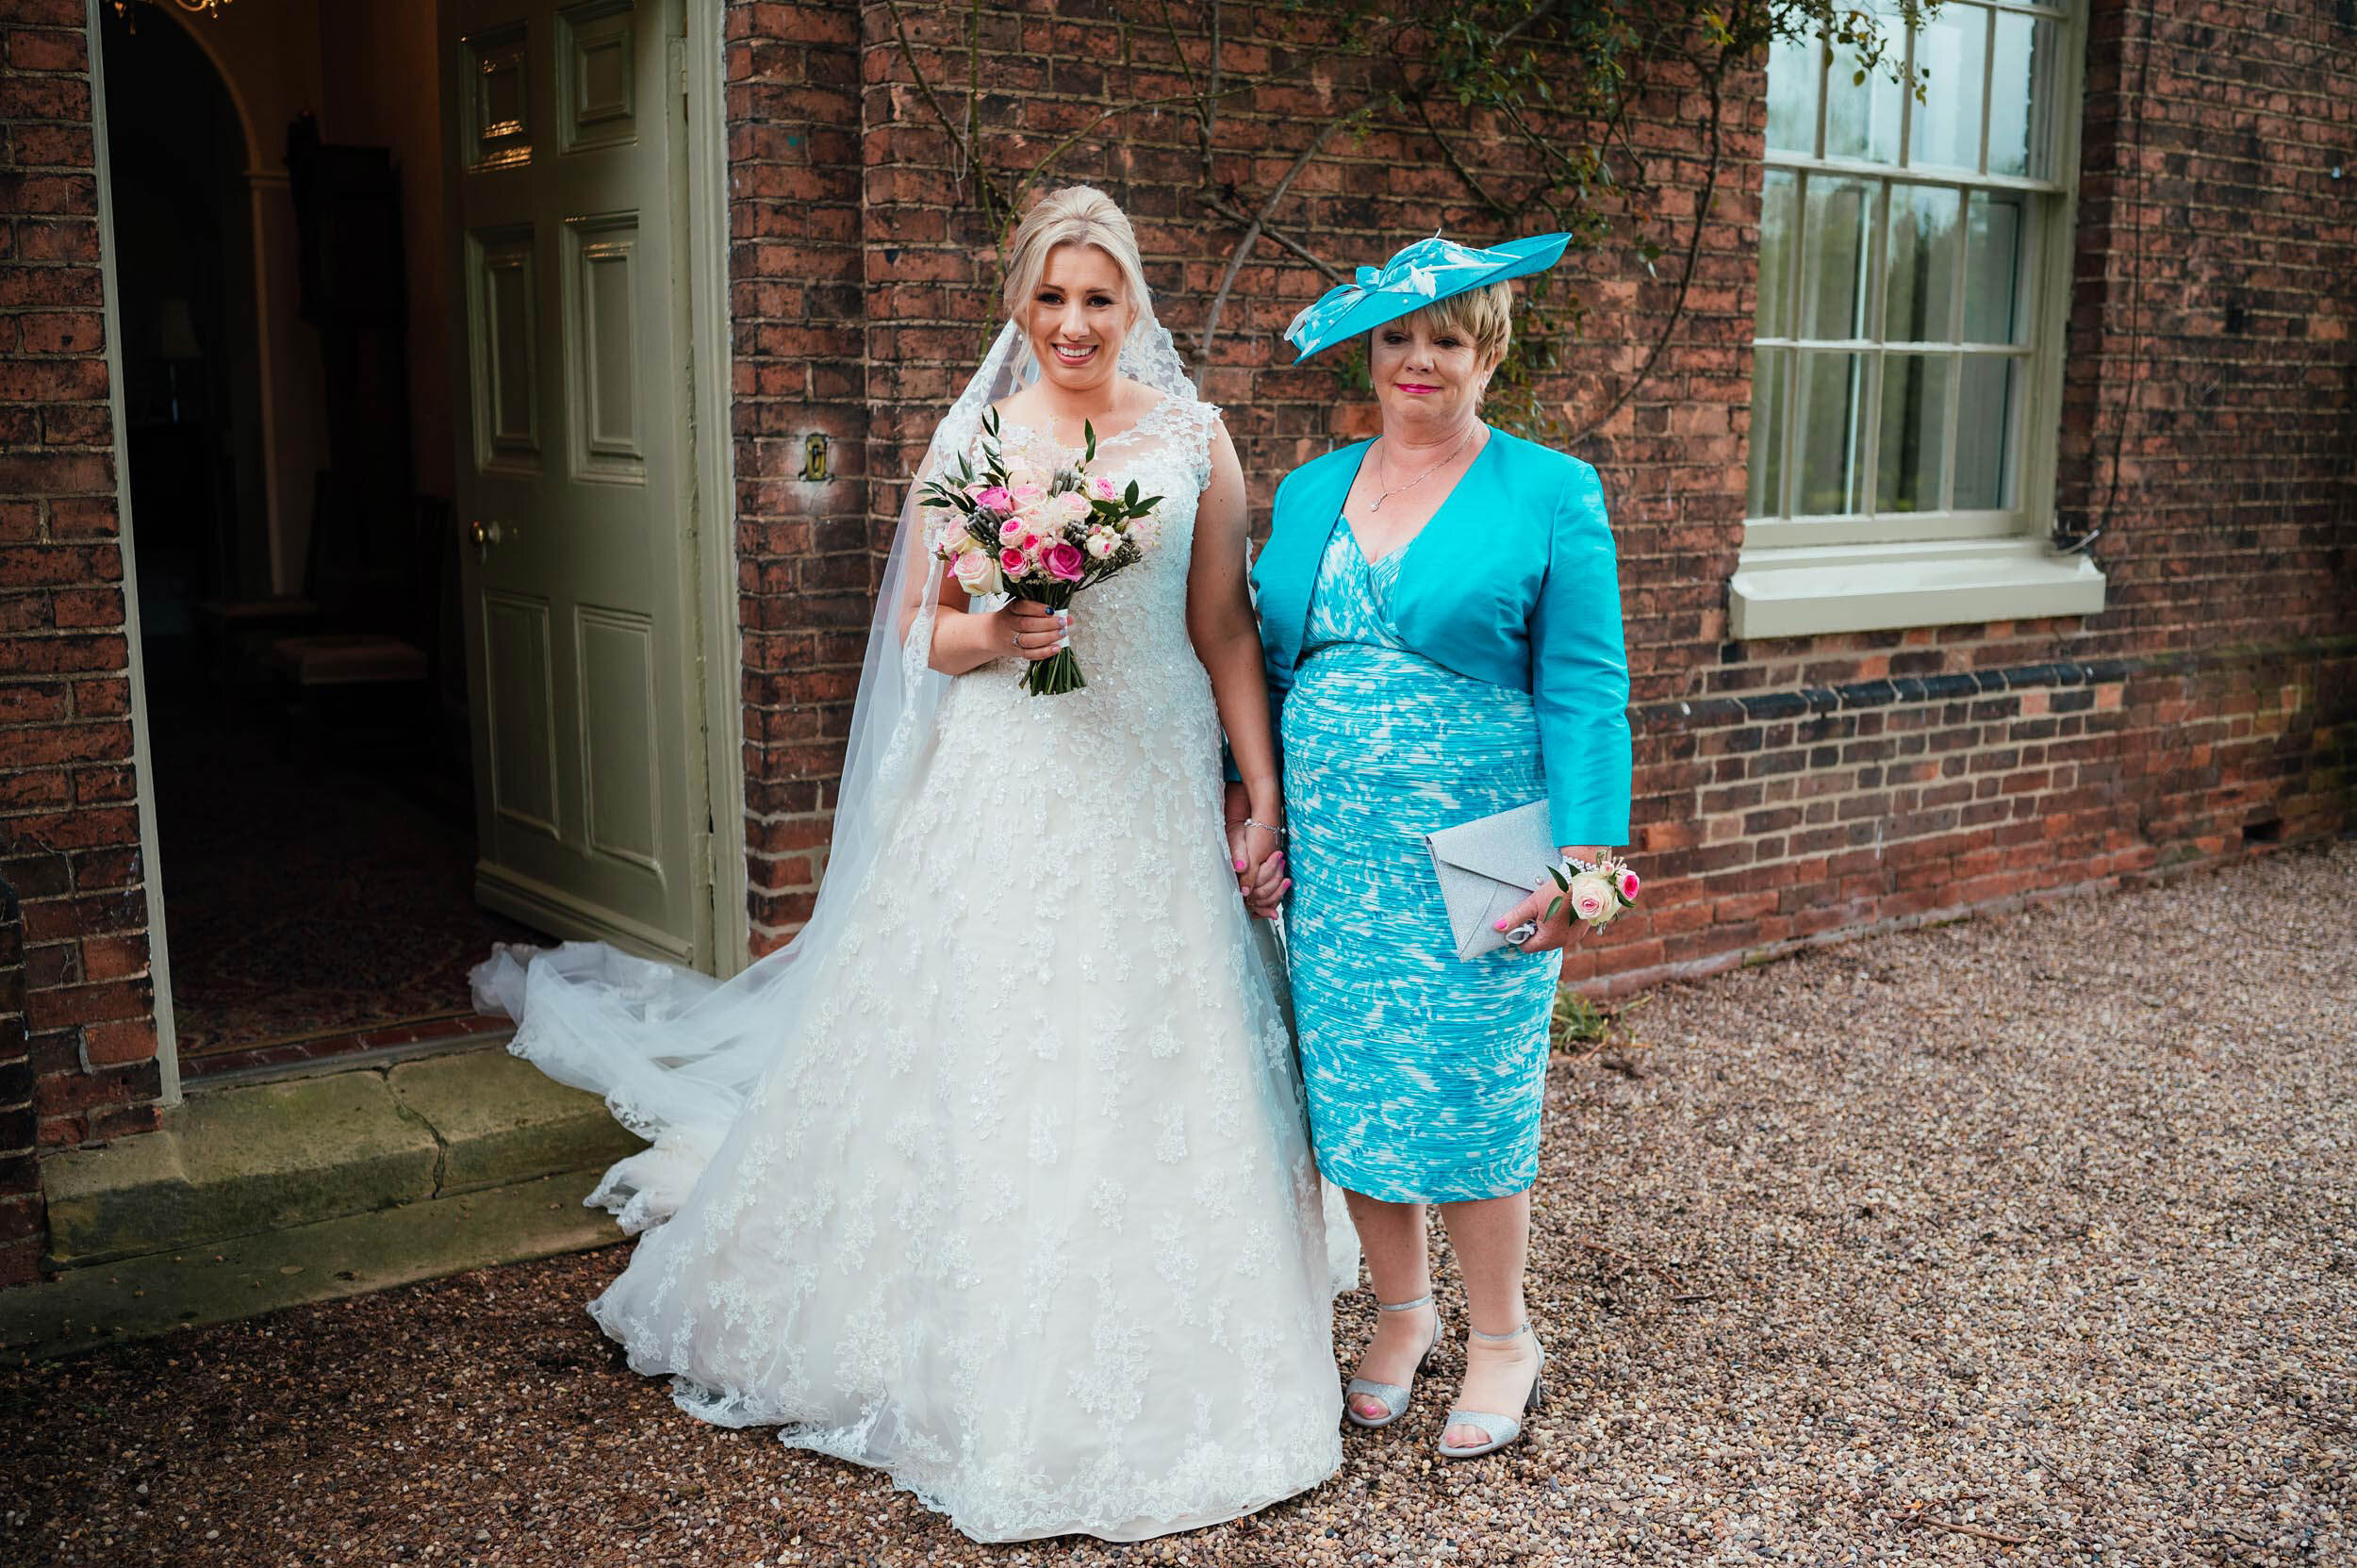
1253 426 1633 848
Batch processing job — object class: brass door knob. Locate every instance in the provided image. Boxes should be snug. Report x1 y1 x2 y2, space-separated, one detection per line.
469 519 505 551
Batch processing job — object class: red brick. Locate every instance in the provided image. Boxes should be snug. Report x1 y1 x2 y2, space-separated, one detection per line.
4 25 85 73
15 309 100 355
79 1015 155 1066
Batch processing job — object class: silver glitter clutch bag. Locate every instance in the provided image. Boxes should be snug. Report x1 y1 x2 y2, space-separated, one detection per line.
1425 800 1558 961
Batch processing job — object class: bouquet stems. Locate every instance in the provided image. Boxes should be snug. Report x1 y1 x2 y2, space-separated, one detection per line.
1024 646 1086 697
1018 584 1084 696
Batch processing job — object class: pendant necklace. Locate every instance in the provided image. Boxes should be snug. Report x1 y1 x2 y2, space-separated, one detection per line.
1368 422 1476 512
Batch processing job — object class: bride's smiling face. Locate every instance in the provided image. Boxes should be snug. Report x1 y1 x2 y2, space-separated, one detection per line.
1024 244 1130 396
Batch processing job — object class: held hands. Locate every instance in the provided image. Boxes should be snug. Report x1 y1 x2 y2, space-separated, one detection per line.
997 600 1069 663
1494 845 1607 953
1223 782 1289 920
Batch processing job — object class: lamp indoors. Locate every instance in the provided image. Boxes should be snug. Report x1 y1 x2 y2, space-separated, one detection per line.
109 0 236 22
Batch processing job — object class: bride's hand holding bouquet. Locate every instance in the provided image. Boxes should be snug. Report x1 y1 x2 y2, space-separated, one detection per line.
920 410 1164 697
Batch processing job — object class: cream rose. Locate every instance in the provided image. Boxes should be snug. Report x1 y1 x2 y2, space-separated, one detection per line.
1566 871 1617 925
952 548 1004 598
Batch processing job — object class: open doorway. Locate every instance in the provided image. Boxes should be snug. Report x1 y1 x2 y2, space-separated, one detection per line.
100 2 538 1081
100 0 739 1088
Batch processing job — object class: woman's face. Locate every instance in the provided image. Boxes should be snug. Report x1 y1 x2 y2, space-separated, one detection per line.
1369 313 1499 435
1023 243 1130 397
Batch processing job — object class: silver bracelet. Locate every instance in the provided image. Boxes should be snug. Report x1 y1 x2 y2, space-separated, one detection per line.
1244 817 1288 839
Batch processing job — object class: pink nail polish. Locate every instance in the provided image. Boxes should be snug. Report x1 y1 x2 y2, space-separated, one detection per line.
1233 859 1245 872
1493 919 1508 930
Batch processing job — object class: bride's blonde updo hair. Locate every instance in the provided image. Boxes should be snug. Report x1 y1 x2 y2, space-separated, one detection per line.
1001 186 1154 326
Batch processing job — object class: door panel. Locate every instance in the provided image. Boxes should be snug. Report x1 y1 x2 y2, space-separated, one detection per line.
566 214 642 476
468 228 539 470
447 0 709 965
482 592 559 838
576 606 660 868
559 2 638 151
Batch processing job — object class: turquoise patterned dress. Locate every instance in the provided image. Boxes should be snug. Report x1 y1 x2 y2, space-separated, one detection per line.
1280 524 1561 1205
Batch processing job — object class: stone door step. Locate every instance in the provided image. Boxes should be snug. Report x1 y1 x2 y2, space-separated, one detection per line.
7 1048 646 1356
1 1170 624 1360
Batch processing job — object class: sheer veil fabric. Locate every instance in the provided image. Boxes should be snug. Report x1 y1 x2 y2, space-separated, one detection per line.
470 312 1359 1542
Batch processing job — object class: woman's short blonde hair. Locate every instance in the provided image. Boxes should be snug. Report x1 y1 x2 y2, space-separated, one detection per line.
1001 186 1153 326
1388 279 1515 365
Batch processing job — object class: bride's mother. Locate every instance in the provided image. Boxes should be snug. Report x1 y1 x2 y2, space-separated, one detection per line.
1250 234 1631 1458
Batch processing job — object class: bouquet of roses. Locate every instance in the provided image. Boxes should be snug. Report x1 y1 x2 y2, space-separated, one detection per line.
918 410 1164 696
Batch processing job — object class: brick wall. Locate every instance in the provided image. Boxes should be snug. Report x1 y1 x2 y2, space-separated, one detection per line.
0 880 33 1285
0 1 2347 1279
0 0 158 1284
1561 0 2357 991
729 1 1750 939
733 0 2349 982
729 0 870 946
2059 0 2354 655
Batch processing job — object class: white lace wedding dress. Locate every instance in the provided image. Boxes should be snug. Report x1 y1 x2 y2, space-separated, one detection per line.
474 387 1344 1542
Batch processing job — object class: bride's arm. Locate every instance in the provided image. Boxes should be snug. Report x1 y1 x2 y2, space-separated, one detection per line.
1186 418 1283 873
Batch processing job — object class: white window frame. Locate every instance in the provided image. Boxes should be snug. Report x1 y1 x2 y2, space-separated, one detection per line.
1731 0 2103 638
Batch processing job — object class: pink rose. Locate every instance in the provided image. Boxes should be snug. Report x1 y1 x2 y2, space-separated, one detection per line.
998 546 1028 575
1091 476 1118 502
1618 868 1640 902
974 487 1014 514
1045 541 1086 582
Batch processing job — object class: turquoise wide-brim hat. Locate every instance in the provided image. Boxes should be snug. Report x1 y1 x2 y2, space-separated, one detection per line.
1283 232 1571 363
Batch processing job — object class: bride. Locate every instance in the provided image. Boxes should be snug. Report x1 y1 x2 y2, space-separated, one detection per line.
471 186 1346 1542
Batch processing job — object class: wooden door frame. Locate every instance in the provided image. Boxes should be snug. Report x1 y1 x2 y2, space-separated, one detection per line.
684 0 749 976
85 0 183 1103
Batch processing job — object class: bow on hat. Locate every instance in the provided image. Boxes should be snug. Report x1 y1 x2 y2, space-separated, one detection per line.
1281 232 1572 364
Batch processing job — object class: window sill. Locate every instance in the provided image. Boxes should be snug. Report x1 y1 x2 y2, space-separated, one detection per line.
1728 536 2107 639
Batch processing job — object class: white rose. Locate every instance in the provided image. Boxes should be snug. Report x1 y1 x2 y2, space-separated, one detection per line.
952 549 1004 598
1566 871 1617 925
1084 530 1116 559
1049 489 1091 526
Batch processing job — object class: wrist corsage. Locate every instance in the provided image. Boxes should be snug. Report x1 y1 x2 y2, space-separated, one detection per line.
1545 852 1640 930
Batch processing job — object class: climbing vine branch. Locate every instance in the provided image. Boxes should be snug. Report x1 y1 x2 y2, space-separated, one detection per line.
883 0 1939 437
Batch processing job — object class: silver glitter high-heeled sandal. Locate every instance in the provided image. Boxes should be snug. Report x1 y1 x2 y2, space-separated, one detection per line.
1438 1322 1548 1459
1343 1293 1443 1429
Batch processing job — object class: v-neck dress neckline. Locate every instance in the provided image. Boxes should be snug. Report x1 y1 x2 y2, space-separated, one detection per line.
1338 424 1500 570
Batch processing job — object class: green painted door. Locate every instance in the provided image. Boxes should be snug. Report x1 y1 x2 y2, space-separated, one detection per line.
445 0 712 966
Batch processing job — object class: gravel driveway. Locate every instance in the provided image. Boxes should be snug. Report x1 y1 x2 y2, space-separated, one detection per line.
6 841 2350 1567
